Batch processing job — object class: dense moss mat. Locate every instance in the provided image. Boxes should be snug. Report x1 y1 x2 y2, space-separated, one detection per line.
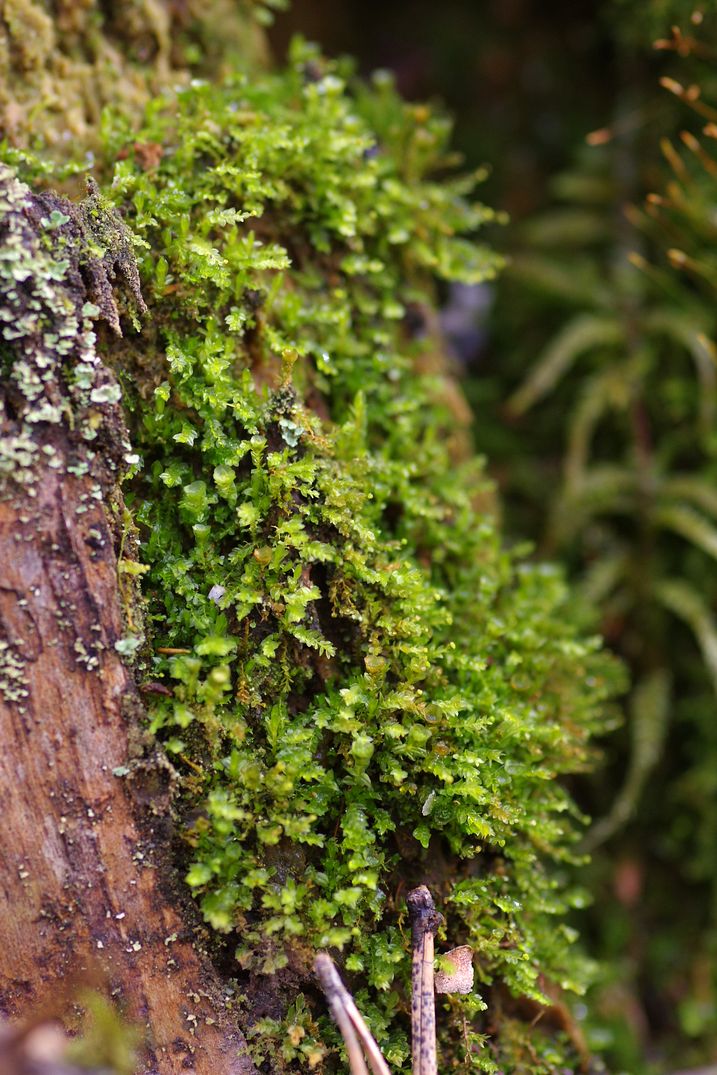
89 43 623 1072
1 6 625 1070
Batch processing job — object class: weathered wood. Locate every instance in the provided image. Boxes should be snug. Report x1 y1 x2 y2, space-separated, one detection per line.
0 443 253 1075
406 887 442 1075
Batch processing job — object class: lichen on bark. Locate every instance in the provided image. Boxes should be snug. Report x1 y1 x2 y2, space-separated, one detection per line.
0 164 144 496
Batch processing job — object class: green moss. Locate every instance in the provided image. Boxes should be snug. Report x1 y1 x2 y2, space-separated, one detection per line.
85 40 626 1072
0 0 273 155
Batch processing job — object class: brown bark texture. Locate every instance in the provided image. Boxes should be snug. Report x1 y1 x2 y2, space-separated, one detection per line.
0 458 253 1074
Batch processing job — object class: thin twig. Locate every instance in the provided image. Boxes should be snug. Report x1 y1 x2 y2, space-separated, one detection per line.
314 953 391 1075
406 886 443 1075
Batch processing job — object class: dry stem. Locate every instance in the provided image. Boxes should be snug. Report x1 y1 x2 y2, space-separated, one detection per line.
314 953 391 1075
406 886 443 1075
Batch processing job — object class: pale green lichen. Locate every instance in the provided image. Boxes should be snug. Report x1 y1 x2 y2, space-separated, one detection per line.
0 638 29 704
74 637 103 671
0 163 145 497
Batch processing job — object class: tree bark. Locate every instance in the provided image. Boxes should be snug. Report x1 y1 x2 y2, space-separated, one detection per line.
0 429 254 1075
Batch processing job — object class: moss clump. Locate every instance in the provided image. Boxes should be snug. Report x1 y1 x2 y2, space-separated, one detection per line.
0 0 278 153
81 40 626 1072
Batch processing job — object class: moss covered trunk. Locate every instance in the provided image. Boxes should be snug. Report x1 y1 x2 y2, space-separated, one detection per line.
0 160 254 1070
0 3 623 1073
0 3 268 1062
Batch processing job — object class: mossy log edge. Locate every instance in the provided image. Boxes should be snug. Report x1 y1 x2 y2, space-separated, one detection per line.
0 165 254 1074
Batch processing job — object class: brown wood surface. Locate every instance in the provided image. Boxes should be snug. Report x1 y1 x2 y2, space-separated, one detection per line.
0 439 253 1075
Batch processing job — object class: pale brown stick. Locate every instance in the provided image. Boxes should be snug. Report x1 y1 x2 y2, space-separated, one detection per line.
315 957 369 1075
314 953 391 1075
406 887 443 1075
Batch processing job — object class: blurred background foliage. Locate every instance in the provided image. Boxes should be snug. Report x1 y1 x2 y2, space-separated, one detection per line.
268 4 717 1073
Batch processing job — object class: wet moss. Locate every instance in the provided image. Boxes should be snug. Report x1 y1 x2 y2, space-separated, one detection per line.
0 17 626 1075
97 44 623 1073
